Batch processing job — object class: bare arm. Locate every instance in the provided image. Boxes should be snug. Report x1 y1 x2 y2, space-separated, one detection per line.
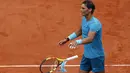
59 26 82 45
68 23 101 48
75 26 82 37
81 31 96 44
80 23 101 44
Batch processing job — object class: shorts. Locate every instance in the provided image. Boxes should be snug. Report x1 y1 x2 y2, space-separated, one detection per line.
80 55 105 72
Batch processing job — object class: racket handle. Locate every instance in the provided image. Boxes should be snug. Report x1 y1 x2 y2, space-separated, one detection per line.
66 55 78 61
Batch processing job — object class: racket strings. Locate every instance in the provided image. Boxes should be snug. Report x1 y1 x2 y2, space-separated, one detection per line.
40 58 61 73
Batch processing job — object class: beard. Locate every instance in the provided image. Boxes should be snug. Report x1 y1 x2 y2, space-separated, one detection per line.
82 12 89 16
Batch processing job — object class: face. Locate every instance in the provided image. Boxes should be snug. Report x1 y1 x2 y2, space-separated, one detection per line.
80 4 91 16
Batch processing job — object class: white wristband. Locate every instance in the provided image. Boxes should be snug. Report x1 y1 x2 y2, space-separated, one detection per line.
68 32 77 40
76 39 82 45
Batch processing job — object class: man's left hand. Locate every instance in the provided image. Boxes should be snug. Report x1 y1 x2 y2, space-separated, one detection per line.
68 41 78 49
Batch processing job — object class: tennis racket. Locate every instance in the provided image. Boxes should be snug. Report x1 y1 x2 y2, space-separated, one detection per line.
39 55 78 73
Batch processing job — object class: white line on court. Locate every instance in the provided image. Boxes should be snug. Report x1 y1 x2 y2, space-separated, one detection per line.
0 64 130 68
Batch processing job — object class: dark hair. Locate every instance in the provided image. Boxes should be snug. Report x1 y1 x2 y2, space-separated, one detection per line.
82 0 95 14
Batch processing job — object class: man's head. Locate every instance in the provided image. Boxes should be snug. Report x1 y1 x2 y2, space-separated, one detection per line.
80 0 95 16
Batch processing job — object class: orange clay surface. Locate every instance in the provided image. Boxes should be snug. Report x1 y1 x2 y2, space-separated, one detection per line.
0 0 130 73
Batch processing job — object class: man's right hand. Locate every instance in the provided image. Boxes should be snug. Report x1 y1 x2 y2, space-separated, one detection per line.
58 38 69 46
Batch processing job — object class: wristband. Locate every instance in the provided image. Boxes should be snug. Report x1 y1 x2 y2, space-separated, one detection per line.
68 32 77 40
76 39 82 45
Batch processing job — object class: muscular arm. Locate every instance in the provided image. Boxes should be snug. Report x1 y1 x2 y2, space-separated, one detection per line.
81 31 96 44
75 26 82 37
75 23 101 45
81 22 101 44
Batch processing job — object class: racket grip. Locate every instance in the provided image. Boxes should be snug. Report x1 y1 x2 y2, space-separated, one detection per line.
66 55 78 61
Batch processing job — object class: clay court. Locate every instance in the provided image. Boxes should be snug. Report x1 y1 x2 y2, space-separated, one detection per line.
0 0 130 73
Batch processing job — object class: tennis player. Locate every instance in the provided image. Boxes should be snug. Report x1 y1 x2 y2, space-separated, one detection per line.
59 0 105 73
